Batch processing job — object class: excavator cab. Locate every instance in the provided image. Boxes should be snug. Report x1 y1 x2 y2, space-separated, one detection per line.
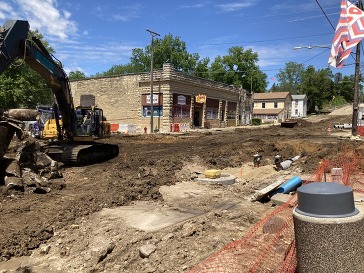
74 106 111 140
73 94 111 141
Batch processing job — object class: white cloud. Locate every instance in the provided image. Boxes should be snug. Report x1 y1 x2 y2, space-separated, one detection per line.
94 3 142 22
248 43 306 69
64 65 84 76
63 10 71 19
0 1 19 20
215 2 255 12
270 0 337 13
58 41 140 76
179 3 209 9
7 0 78 40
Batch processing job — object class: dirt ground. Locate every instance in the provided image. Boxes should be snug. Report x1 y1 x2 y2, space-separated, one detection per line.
0 106 363 273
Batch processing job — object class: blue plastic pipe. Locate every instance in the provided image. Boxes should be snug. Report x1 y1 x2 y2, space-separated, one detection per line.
272 176 302 195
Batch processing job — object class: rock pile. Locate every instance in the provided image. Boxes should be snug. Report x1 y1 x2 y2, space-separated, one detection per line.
1 140 63 195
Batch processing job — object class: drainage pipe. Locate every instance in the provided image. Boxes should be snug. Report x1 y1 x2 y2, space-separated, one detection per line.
272 176 302 195
279 159 292 170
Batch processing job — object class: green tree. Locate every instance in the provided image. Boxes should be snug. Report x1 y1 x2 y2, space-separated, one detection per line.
273 62 358 113
335 75 355 103
69 70 86 80
92 63 142 78
193 57 210 78
129 34 208 75
209 46 267 92
129 48 149 73
275 61 305 93
300 66 334 113
94 34 209 78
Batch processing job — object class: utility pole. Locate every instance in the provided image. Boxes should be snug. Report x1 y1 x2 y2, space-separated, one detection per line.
250 75 252 94
146 29 160 134
352 0 363 136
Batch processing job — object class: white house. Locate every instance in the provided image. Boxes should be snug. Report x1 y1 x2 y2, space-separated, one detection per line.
291 94 307 118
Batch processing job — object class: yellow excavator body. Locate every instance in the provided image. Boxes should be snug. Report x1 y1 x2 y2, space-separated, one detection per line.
42 119 61 139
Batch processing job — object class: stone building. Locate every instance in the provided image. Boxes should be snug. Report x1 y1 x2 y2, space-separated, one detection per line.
70 63 249 133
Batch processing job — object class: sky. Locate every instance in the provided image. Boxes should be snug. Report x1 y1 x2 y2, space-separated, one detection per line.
0 0 357 90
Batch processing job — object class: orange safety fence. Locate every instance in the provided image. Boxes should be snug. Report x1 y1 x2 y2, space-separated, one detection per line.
188 149 360 273
110 123 119 132
358 125 364 136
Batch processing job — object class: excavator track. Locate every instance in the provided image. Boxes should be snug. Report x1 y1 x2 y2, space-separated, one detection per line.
42 142 119 165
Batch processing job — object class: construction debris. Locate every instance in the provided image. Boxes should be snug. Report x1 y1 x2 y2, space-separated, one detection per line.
250 179 285 202
0 116 24 160
1 140 63 194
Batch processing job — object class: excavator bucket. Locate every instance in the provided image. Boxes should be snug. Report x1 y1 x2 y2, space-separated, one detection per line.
0 20 29 74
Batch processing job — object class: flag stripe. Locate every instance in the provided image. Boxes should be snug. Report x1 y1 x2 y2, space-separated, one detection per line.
329 0 364 68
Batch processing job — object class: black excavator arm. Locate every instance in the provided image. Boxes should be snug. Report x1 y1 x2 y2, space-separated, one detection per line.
0 20 75 140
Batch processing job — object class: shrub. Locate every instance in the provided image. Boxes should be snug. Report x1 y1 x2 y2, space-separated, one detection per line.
252 118 262 125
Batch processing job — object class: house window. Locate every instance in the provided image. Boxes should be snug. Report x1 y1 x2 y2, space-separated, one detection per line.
295 100 298 107
274 102 278 108
262 102 266 109
295 109 298 115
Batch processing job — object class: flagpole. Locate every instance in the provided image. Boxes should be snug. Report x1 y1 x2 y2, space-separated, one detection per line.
352 0 363 136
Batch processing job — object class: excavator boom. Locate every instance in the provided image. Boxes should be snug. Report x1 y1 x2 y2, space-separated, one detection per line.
0 20 119 165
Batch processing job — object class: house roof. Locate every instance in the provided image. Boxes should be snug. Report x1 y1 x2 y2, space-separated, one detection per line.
291 94 307 100
253 108 284 115
253 92 291 100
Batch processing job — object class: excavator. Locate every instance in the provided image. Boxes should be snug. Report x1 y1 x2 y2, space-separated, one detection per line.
0 20 119 165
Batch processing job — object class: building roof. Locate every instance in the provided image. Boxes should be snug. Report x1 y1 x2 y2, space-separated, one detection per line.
291 94 307 100
253 108 284 115
253 92 291 100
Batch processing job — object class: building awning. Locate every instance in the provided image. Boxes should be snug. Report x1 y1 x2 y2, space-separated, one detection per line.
253 108 284 115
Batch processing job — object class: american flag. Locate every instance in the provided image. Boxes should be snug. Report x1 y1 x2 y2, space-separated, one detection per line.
328 0 364 68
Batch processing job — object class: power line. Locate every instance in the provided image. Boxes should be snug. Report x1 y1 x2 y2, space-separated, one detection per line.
238 7 338 21
315 0 336 30
299 48 330 65
196 33 332 46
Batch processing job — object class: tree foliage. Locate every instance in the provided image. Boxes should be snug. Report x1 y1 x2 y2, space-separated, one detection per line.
275 62 305 93
88 36 268 91
207 46 267 91
274 61 359 113
69 70 86 80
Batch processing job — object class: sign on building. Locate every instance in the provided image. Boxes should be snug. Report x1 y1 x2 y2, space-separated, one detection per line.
177 95 186 105
195 94 206 103
146 94 159 104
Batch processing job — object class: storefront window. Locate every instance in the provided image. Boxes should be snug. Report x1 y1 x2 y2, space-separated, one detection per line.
142 106 163 117
206 107 218 119
227 110 236 119
173 105 190 118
